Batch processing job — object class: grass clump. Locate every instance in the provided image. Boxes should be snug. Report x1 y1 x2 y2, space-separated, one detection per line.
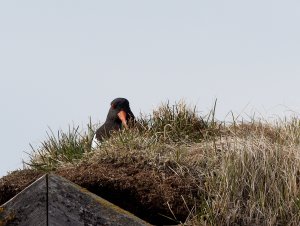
25 101 300 225
139 101 208 143
26 125 93 171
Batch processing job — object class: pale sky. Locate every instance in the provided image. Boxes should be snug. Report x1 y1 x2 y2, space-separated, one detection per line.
1 1 300 177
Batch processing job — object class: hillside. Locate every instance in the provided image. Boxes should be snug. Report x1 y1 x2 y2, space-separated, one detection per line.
1 101 300 225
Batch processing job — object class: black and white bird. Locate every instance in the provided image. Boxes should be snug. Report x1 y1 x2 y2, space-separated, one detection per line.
91 98 135 149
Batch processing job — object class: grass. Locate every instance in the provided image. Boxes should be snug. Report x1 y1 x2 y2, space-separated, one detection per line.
26 126 91 171
26 100 300 225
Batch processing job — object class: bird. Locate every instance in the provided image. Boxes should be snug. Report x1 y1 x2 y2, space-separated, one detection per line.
91 98 135 149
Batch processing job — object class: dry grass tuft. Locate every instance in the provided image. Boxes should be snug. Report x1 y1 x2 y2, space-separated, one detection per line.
25 101 300 225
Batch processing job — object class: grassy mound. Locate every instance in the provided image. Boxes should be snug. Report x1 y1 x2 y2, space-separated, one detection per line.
2 101 300 225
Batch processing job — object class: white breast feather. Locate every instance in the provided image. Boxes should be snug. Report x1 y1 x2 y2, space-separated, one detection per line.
91 134 101 149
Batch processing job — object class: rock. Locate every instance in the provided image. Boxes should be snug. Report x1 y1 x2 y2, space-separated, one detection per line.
0 174 151 226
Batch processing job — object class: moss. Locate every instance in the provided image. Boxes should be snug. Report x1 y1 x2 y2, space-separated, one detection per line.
0 210 15 226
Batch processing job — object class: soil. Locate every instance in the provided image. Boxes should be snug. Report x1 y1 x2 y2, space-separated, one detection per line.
0 163 200 225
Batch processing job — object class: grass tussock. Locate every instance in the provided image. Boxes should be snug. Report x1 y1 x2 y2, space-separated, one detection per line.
26 100 300 225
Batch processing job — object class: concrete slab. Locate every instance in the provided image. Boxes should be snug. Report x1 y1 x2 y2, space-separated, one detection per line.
0 174 151 226
0 175 47 226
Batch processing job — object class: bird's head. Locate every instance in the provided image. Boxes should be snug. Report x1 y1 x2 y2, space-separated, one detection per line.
108 98 135 129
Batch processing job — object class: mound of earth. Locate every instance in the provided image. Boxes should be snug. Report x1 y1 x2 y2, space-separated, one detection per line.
0 162 200 225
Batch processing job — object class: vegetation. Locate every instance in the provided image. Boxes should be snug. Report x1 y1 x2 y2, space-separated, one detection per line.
25 101 300 225
0 207 15 226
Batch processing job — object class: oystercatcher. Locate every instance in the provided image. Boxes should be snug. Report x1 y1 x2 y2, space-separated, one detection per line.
91 98 135 149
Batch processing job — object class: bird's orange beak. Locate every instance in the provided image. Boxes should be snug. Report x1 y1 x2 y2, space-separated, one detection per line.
117 110 128 129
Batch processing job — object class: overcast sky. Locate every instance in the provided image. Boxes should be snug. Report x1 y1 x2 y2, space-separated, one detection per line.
1 0 300 177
